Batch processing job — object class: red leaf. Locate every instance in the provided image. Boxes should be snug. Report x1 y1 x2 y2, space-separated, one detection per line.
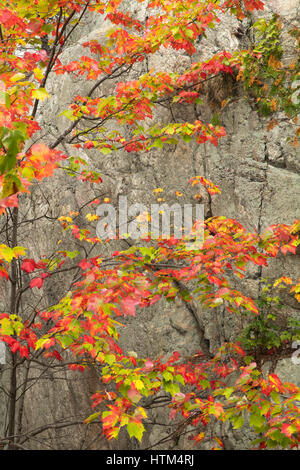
21 259 36 274
30 277 43 289
269 373 283 391
243 0 264 12
120 297 139 316
68 364 85 372
43 338 55 349
144 359 154 370
20 346 29 358
11 341 20 354
0 264 9 279
78 259 92 270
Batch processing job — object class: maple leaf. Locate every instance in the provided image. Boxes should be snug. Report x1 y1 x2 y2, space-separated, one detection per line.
30 277 43 289
243 0 265 12
21 259 36 273
120 297 139 316
78 259 92 270
11 341 21 354
281 423 295 438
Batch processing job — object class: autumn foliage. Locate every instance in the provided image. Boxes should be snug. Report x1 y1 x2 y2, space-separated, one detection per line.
0 0 299 450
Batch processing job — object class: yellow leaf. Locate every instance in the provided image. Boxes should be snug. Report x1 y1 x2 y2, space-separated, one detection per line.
86 213 99 221
136 406 147 418
32 88 50 101
33 67 44 81
13 246 26 257
195 432 205 442
134 379 144 390
58 216 72 223
0 244 15 262
274 276 292 287
11 73 26 83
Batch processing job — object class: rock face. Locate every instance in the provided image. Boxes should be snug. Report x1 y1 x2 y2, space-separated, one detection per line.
0 1 299 450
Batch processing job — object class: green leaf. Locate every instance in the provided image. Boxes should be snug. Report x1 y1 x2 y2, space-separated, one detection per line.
231 414 244 430
0 318 14 335
152 138 163 149
105 354 116 365
1 172 23 198
200 379 210 389
163 381 180 395
57 335 74 348
250 413 265 428
65 250 80 259
21 166 35 182
270 390 280 404
182 134 193 143
260 401 271 415
211 113 221 127
175 374 185 385
84 411 101 424
0 91 11 108
127 422 145 441
223 387 234 399
139 247 156 261
252 19 267 33
59 109 77 121
293 392 300 401
41 23 54 34
162 371 173 381
99 147 112 155
185 28 194 39
0 128 25 175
